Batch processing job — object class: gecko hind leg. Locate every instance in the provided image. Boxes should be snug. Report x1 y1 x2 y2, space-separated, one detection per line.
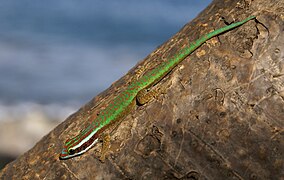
137 85 166 105
128 65 147 84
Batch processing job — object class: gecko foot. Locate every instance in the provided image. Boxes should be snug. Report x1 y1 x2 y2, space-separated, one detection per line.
99 134 111 162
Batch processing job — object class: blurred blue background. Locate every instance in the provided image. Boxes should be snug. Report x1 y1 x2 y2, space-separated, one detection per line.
0 0 212 168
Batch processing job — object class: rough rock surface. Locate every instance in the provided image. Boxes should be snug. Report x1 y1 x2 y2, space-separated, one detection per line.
1 0 283 179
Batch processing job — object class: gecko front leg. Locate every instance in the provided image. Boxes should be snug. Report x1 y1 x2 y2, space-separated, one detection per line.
98 99 137 162
99 134 111 162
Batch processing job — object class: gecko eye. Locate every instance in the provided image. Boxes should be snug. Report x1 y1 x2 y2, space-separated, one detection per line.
68 149 75 155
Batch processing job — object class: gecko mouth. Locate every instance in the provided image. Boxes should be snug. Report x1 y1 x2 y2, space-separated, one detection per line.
59 149 80 160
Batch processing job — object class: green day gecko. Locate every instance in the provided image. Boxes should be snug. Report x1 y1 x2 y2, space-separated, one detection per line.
59 16 255 160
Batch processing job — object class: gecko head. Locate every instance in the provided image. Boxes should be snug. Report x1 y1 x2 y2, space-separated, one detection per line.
59 139 78 160
59 133 100 160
